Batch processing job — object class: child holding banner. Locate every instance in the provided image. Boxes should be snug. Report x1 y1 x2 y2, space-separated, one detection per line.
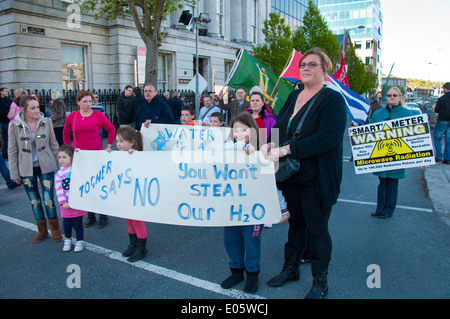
111 127 148 262
55 145 87 252
219 113 289 294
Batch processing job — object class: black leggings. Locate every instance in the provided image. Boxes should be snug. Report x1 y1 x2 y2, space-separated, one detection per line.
281 181 332 261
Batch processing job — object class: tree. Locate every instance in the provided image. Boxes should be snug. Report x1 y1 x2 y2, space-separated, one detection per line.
292 0 340 65
252 13 293 75
79 0 196 85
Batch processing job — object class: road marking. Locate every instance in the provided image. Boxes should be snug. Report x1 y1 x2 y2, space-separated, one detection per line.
0 213 265 299
337 198 433 213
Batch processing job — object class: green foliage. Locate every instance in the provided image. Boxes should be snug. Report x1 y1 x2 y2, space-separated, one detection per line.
252 13 293 75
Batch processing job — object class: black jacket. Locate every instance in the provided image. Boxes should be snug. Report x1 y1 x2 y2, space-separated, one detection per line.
116 93 132 124
134 96 174 130
273 87 347 209
435 91 450 121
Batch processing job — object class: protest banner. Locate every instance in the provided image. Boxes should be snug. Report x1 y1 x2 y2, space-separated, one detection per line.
140 124 230 151
349 114 435 174
68 150 281 227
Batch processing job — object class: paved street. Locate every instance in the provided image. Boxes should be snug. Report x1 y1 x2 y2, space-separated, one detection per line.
0 127 449 303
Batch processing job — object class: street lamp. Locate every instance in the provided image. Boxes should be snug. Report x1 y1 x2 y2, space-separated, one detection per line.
179 10 211 119
342 25 365 57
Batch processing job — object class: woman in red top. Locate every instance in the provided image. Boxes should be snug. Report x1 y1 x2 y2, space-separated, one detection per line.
244 92 277 143
63 90 115 227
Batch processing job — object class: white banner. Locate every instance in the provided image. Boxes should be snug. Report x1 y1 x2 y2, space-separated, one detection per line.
141 124 231 151
349 114 435 174
68 150 281 227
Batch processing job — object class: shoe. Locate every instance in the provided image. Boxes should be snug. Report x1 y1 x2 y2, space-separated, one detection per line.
122 233 137 257
97 215 108 228
74 240 85 253
244 270 259 294
221 268 244 289
371 211 381 217
378 213 392 219
48 218 63 242
63 239 73 252
443 160 450 165
267 243 302 287
127 237 147 262
84 213 96 227
436 158 443 163
8 182 21 190
32 219 48 243
305 259 330 299
263 224 272 228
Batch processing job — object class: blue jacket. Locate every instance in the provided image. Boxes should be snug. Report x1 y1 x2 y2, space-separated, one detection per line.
369 105 416 179
135 96 174 130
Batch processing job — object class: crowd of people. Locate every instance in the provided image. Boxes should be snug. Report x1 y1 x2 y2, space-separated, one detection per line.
1 47 448 299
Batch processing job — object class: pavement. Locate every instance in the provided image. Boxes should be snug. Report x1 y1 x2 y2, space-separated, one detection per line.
424 161 450 226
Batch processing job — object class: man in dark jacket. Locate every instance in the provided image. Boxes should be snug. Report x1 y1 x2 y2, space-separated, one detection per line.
134 84 174 130
116 85 133 126
0 87 12 159
167 93 183 124
434 82 450 164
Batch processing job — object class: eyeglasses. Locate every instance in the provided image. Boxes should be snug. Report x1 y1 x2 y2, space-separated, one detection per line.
387 94 399 97
299 62 323 69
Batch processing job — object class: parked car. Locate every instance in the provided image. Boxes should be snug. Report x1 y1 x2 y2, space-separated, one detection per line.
406 103 422 114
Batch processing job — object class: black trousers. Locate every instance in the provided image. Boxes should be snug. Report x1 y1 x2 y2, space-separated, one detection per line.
281 181 332 261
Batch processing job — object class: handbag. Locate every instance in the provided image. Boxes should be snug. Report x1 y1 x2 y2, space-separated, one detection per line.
275 87 325 182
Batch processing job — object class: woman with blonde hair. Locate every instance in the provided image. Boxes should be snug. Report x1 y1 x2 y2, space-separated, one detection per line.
49 89 66 145
262 48 347 299
369 86 417 219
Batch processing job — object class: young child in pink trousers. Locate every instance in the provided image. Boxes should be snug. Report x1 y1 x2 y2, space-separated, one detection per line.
55 144 87 252
108 127 148 262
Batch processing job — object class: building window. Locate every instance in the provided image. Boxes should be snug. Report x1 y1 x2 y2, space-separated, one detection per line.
217 0 224 36
354 41 362 49
61 44 86 91
224 61 234 83
251 0 258 44
366 40 373 49
157 55 167 91
365 56 373 66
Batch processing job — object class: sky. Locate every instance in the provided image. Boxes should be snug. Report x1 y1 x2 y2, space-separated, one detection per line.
380 0 449 83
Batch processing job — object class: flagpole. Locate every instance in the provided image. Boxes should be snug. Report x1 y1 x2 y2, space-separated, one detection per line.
268 49 294 102
382 63 395 102
219 47 244 97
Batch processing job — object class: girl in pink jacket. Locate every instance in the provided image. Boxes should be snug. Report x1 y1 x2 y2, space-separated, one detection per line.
55 144 87 252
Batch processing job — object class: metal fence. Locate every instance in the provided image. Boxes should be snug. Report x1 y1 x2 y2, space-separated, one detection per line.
8 88 222 126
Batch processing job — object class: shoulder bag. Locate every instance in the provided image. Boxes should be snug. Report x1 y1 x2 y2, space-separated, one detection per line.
275 87 325 182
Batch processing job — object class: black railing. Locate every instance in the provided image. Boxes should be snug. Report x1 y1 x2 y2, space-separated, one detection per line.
8 88 231 127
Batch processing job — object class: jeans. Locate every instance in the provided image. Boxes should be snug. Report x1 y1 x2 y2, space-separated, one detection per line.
224 225 262 272
21 166 57 221
376 177 399 217
433 121 450 160
0 155 14 188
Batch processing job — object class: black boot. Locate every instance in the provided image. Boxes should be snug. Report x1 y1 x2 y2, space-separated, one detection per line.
84 213 96 227
244 270 259 294
127 237 148 262
267 243 303 287
221 268 244 289
122 233 137 257
305 259 330 299
97 214 109 228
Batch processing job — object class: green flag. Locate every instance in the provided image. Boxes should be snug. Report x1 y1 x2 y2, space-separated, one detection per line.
226 50 293 115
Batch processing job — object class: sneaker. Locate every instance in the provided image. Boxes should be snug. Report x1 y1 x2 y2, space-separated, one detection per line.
63 239 72 252
74 240 85 253
264 224 273 229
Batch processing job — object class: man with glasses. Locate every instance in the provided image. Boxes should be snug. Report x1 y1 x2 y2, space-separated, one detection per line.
433 82 450 164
